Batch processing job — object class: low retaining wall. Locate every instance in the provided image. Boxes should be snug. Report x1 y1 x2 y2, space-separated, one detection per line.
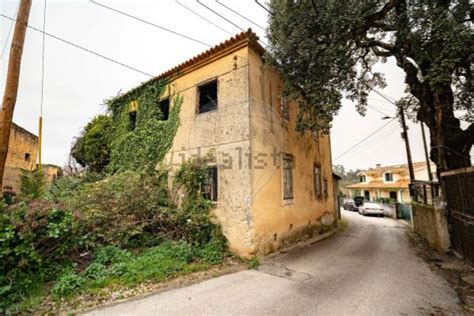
412 202 450 253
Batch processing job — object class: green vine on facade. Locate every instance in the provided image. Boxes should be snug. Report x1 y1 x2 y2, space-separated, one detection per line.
104 79 182 173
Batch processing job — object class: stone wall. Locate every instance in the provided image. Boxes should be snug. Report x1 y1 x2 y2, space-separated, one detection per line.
2 124 39 193
412 202 450 253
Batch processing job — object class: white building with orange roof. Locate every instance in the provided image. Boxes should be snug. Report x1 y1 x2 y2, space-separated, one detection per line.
346 162 436 203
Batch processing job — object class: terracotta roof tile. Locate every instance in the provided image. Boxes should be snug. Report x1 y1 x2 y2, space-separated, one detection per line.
114 29 262 101
346 179 410 189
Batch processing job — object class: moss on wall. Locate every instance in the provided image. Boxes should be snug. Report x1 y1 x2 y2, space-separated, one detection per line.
105 79 182 173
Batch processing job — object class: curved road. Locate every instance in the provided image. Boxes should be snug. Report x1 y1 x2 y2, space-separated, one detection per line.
86 211 462 315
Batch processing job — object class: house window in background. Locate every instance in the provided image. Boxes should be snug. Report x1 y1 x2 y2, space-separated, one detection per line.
159 98 169 120
202 166 218 201
360 175 366 183
384 173 393 182
282 154 294 200
314 164 322 199
389 191 397 201
198 80 218 113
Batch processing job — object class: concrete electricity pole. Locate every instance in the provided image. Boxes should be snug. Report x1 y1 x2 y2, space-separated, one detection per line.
399 106 415 183
0 0 32 192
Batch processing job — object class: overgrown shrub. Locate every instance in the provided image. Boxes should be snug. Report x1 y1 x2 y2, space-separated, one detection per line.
0 201 80 311
69 171 170 248
51 269 86 298
71 115 114 173
1 159 228 312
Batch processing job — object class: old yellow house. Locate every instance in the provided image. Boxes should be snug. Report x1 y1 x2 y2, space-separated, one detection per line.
2 123 39 193
346 161 437 203
119 30 336 257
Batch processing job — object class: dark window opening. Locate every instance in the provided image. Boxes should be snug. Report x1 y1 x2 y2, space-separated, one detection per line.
389 191 397 201
198 80 218 113
129 111 137 131
384 173 393 182
202 166 218 201
360 175 366 183
24 153 31 162
314 164 322 198
323 178 328 198
159 98 170 120
283 154 294 200
364 190 370 201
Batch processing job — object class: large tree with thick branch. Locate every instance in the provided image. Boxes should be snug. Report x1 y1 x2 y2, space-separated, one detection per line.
267 0 473 172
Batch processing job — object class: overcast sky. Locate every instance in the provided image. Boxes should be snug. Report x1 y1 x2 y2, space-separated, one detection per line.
1 0 471 172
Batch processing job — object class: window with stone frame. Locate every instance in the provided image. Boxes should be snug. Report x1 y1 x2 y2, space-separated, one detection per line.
280 96 289 121
201 166 218 201
282 154 294 200
314 164 322 199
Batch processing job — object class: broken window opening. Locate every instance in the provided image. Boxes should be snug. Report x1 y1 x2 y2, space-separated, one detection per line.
202 166 218 201
159 98 170 120
283 154 294 200
198 80 218 114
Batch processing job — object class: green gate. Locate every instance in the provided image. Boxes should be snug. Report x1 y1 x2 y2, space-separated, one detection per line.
398 203 412 224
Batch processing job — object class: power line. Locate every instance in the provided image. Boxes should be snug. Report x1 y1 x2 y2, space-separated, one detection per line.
254 0 273 15
89 0 212 47
0 14 153 77
215 0 265 31
196 0 268 47
341 125 400 162
196 0 245 32
0 1 20 60
175 0 232 36
333 118 397 160
367 104 390 116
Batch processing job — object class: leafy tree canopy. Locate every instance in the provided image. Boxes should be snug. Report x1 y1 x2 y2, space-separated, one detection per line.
71 115 114 173
268 0 473 171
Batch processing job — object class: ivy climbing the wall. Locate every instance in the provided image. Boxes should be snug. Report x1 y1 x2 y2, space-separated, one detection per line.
105 79 182 173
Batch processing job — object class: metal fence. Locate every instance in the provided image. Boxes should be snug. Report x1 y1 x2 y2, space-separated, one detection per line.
441 167 474 265
410 180 440 206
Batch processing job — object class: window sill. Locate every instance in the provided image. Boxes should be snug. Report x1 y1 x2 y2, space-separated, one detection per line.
282 198 295 206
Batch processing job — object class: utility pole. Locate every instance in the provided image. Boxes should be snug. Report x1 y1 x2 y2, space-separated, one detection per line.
420 122 433 181
399 106 415 183
0 0 32 192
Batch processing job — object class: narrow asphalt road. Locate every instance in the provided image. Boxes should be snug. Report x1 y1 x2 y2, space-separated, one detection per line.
86 211 462 315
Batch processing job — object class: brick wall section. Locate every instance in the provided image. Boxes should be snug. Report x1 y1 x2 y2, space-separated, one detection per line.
2 123 39 193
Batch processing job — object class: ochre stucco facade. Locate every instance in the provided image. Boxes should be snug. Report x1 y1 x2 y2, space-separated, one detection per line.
128 31 335 257
2 123 39 193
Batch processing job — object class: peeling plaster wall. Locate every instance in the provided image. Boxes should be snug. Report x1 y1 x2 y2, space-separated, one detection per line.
163 47 256 257
161 43 336 257
247 49 336 255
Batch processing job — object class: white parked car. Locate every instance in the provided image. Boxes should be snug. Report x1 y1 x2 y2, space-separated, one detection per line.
358 202 384 217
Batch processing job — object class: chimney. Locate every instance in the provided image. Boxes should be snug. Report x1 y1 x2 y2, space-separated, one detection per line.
376 163 381 168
